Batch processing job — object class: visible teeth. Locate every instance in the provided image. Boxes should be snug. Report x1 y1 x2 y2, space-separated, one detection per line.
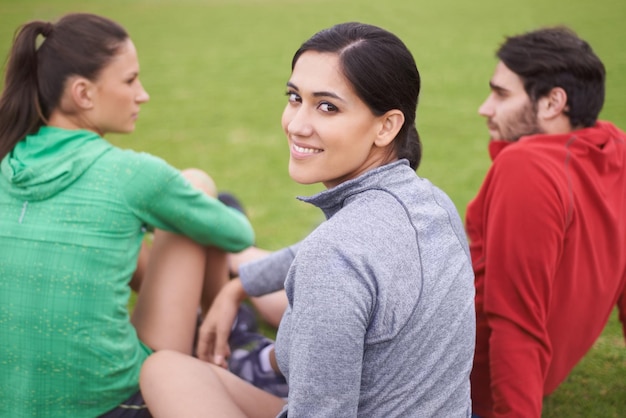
293 144 322 154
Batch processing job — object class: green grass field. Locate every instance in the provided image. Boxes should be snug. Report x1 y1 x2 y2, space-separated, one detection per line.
1 0 625 415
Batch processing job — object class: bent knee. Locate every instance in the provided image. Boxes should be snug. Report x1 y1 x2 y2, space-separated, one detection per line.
181 168 218 197
141 350 174 383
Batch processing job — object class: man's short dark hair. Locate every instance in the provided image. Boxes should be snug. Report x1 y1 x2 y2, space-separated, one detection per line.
497 26 605 128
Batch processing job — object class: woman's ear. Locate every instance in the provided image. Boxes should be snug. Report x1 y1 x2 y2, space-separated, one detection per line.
68 77 95 110
375 109 404 147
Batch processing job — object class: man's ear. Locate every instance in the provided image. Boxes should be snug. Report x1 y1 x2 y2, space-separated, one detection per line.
374 109 404 147
68 77 95 110
538 87 568 120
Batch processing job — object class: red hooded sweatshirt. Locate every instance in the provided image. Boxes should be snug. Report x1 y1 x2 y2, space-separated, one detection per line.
467 121 626 418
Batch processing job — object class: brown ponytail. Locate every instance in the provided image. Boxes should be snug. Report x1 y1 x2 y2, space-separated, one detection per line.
0 21 49 160
401 124 422 171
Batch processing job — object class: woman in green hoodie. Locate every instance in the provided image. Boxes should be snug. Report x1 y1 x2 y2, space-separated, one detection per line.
0 12 254 418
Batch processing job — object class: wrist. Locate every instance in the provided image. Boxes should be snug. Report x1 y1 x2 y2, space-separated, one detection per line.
225 277 248 303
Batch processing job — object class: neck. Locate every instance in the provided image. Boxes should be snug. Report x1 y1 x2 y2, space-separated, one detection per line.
540 114 574 135
47 112 102 136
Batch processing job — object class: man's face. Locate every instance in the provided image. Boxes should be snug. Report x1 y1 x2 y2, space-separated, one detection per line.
478 61 542 141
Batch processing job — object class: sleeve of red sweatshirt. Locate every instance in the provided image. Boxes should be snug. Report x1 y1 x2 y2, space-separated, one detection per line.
618 284 626 342
482 147 570 418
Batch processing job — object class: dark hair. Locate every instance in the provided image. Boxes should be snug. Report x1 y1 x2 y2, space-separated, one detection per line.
497 26 605 128
0 13 128 160
292 22 422 170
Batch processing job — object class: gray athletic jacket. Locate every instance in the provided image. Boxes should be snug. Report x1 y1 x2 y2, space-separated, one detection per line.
240 159 475 417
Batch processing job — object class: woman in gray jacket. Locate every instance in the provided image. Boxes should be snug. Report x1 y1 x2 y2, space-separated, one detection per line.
140 21 475 418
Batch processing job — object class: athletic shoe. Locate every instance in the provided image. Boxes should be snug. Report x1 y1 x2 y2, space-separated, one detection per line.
228 333 288 398
228 304 259 348
217 190 257 259
218 192 247 215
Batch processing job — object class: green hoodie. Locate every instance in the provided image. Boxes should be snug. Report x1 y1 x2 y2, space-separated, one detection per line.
0 126 254 417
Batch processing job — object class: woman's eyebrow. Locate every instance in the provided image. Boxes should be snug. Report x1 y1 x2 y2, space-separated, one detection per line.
287 82 345 102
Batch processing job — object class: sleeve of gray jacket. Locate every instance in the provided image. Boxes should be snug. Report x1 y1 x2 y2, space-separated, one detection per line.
239 243 299 296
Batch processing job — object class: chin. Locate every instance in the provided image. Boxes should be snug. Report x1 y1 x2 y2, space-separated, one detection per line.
288 170 318 185
288 174 315 185
288 161 324 185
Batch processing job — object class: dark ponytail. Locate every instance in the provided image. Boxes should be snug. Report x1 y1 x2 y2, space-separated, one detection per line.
0 13 128 161
0 21 49 160
402 124 422 171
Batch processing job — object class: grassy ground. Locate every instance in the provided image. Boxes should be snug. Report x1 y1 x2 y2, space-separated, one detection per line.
1 0 625 415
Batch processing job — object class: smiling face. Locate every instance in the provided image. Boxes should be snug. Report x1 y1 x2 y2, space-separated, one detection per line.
478 61 542 142
281 51 395 189
85 38 150 136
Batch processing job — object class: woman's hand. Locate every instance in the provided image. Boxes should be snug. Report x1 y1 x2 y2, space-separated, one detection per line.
196 278 247 367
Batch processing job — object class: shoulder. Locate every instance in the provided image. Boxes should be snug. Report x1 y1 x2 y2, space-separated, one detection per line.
92 149 184 206
335 189 409 234
103 147 171 168
300 190 413 267
100 148 179 181
494 135 570 170
479 140 572 219
489 139 570 191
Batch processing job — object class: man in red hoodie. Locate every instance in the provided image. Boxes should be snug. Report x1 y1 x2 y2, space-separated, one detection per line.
468 26 626 417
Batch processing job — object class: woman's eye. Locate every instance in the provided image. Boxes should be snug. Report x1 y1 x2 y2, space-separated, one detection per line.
319 102 338 112
286 92 301 103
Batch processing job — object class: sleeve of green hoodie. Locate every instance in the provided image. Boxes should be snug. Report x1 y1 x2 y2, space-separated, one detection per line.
119 151 254 253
